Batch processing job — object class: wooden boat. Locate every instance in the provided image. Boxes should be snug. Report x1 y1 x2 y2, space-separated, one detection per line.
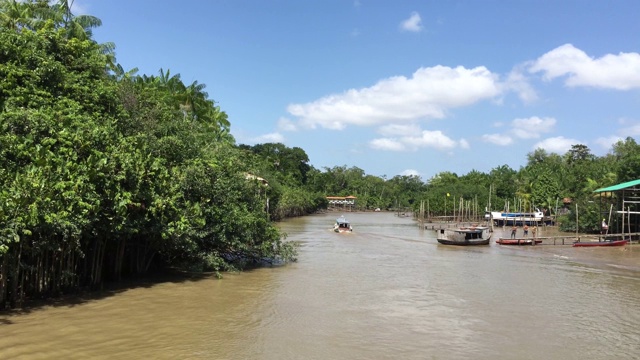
496 238 542 245
333 216 353 233
437 226 491 246
572 239 628 247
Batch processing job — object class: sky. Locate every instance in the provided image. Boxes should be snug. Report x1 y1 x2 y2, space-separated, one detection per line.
76 0 640 181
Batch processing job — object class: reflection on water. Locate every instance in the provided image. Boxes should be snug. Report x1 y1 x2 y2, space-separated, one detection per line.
1 212 640 359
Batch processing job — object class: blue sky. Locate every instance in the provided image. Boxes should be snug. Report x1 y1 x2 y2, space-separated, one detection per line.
77 0 640 181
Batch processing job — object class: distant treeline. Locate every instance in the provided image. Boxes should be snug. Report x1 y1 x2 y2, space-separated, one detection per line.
2 0 639 309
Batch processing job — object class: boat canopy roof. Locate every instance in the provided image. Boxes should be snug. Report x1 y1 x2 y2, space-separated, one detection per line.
336 216 349 224
594 179 640 193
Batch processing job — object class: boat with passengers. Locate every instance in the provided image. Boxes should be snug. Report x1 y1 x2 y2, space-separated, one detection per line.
333 216 353 233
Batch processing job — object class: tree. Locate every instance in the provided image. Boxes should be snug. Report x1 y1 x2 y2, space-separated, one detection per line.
611 137 640 182
0 0 33 31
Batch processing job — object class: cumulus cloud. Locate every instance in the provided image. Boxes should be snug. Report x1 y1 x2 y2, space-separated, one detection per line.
482 116 555 145
370 138 407 151
287 65 501 130
595 135 623 151
529 44 640 90
595 119 640 150
277 117 297 131
533 136 581 154
400 12 423 32
504 68 538 103
511 116 556 139
70 0 89 15
400 169 421 177
482 133 513 146
370 129 467 152
402 130 458 150
620 121 640 136
252 132 285 143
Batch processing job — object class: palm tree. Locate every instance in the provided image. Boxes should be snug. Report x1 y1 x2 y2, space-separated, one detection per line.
181 80 210 120
0 0 33 31
40 0 102 40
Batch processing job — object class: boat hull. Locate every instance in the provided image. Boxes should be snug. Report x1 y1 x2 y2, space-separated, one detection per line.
496 238 542 245
437 238 490 246
572 240 628 247
437 227 491 246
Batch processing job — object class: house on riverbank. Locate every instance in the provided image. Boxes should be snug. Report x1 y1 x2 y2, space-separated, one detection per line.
595 178 640 239
327 195 357 211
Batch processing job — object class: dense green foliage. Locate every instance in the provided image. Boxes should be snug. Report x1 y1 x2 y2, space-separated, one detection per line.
0 0 296 309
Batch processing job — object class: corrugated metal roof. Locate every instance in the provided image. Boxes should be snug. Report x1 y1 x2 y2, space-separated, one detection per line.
594 179 640 192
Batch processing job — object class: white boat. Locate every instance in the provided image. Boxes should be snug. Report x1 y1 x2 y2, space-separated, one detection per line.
485 209 544 226
436 226 491 246
333 216 353 233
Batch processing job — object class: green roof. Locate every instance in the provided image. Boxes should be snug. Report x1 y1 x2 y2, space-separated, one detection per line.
594 179 640 193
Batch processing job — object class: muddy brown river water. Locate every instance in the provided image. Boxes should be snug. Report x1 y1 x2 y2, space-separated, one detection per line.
1 212 639 359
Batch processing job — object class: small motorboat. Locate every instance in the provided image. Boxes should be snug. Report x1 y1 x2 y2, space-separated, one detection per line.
333 216 353 233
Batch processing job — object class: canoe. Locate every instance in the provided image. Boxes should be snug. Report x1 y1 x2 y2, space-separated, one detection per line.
572 239 628 247
496 238 542 245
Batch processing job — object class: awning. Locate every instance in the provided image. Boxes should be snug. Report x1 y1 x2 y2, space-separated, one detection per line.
594 179 640 193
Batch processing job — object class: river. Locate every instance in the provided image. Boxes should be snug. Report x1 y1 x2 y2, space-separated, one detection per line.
1 212 639 359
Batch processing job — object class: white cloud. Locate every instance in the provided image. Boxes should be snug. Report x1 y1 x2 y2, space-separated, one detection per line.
621 122 640 136
370 138 407 151
400 12 423 32
402 130 458 150
287 65 501 130
277 117 297 131
504 68 538 103
482 133 513 146
252 132 285 143
371 130 466 152
511 116 556 139
400 169 421 177
595 135 623 151
533 136 581 154
529 44 640 90
70 0 89 15
482 116 555 145
594 119 640 150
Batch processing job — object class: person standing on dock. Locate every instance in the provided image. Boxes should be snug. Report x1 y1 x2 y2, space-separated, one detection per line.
511 226 517 239
601 219 608 234
523 224 529 237
532 226 537 238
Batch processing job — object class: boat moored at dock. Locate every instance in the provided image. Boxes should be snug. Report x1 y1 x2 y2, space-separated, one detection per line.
572 239 628 247
437 226 491 246
485 209 544 226
496 238 542 245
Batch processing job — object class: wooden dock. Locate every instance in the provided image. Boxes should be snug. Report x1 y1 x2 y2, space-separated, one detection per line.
496 233 639 246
